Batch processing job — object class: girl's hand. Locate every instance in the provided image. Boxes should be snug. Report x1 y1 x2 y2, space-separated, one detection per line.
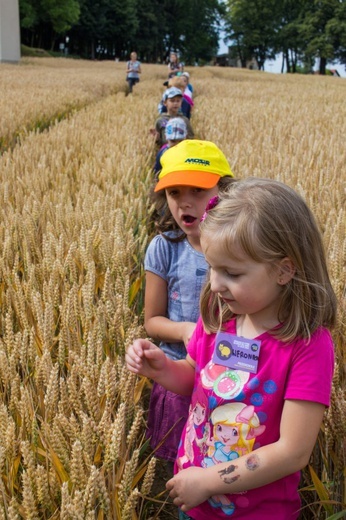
166 467 210 512
149 128 159 139
125 339 167 378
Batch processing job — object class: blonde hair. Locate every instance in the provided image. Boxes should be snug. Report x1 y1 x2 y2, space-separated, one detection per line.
169 76 186 91
199 177 337 341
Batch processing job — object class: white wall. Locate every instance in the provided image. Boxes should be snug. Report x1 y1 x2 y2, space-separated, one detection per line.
0 0 20 63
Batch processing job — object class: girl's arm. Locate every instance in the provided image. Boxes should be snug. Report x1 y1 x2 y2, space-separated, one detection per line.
126 340 195 395
167 399 325 512
144 271 197 346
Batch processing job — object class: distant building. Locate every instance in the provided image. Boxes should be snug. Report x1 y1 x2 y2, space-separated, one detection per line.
214 50 258 70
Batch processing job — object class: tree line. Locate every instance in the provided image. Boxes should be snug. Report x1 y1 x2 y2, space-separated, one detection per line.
225 0 346 74
19 0 224 64
19 0 345 72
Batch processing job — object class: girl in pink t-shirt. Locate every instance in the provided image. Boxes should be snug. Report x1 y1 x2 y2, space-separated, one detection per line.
126 178 337 519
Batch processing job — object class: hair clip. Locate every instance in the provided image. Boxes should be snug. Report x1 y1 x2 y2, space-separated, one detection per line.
200 196 219 222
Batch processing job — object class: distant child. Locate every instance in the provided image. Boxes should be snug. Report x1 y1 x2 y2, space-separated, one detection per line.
141 140 234 482
181 71 193 94
154 87 194 147
126 177 337 519
153 117 188 174
159 76 194 119
126 51 141 93
168 52 183 78
168 76 193 119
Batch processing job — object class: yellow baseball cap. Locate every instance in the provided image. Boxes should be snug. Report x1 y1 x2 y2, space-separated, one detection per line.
155 139 233 192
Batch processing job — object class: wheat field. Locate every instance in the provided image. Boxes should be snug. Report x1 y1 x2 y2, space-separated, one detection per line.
0 57 345 519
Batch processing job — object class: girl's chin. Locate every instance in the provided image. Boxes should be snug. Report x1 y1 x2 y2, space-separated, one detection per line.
184 226 199 236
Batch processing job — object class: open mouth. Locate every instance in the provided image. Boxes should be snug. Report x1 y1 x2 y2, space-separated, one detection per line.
182 215 197 225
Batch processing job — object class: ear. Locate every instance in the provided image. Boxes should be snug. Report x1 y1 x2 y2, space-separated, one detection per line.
277 257 296 285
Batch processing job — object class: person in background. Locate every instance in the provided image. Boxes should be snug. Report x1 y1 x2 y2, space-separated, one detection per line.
158 78 193 120
154 87 194 147
181 71 193 94
170 75 194 118
126 51 141 93
138 140 235 507
153 117 188 175
126 177 336 520
168 52 183 78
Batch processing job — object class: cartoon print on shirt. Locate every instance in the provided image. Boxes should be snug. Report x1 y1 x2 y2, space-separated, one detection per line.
201 403 265 516
177 385 209 470
202 403 265 465
182 346 278 516
201 360 250 399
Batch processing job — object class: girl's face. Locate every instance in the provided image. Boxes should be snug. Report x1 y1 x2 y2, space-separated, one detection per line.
181 76 188 87
164 96 182 115
165 185 219 250
201 238 284 329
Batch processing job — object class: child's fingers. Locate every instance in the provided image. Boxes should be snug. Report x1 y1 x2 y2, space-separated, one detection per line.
126 339 156 364
166 477 174 491
125 351 142 373
125 340 147 371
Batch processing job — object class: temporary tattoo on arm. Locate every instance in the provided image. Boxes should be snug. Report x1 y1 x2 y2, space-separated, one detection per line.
246 454 260 471
218 464 240 484
219 464 237 476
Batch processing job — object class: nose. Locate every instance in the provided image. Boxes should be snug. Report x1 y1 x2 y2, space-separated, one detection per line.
178 193 192 208
209 269 227 294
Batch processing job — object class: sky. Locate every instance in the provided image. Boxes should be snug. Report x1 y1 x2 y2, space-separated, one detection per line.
218 38 346 78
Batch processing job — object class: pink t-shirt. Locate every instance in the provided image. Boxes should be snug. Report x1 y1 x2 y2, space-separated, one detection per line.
175 318 334 520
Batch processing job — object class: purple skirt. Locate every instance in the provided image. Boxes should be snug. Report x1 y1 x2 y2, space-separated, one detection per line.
147 382 191 462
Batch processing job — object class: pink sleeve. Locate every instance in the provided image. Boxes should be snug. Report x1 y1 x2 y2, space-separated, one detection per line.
285 328 334 406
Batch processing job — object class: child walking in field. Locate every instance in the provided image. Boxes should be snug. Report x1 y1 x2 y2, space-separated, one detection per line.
153 117 188 174
126 51 141 93
154 87 194 147
126 177 337 520
144 140 234 479
167 52 184 78
158 75 194 119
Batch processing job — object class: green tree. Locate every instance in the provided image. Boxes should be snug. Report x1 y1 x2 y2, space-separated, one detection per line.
19 0 80 50
103 0 138 59
325 0 346 67
179 0 224 64
19 0 225 63
69 0 138 59
298 0 344 74
128 0 165 62
225 0 278 70
41 0 80 38
274 0 310 73
19 0 43 47
19 0 40 30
